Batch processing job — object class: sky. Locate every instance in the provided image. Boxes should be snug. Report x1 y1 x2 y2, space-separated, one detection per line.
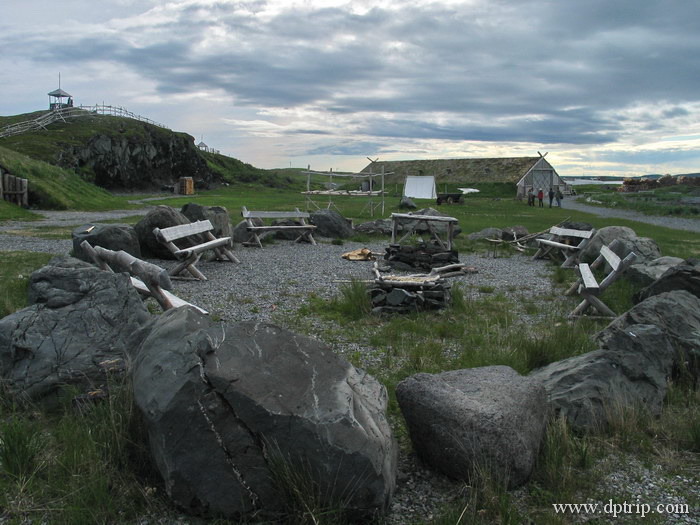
2 0 700 177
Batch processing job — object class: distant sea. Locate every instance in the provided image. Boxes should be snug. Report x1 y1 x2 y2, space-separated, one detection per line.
562 178 624 186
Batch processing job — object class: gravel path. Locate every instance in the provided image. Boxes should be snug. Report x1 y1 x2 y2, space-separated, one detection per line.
560 196 700 232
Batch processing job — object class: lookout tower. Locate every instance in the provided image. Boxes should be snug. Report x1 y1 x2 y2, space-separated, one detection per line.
48 87 73 110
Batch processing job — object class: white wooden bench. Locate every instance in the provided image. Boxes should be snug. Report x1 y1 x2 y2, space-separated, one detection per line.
532 226 596 268
80 241 207 314
241 206 317 248
152 220 239 281
565 241 637 318
390 213 459 250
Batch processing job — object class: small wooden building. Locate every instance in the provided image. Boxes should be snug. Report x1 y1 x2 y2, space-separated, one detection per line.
48 88 73 110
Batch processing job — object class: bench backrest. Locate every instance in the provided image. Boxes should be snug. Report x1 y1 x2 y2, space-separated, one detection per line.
599 245 621 272
241 206 309 220
157 220 213 242
550 226 595 239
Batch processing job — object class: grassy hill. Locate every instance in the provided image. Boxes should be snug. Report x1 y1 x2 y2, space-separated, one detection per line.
0 145 134 210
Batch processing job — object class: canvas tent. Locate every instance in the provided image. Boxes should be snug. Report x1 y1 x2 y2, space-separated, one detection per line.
516 157 571 198
404 176 437 199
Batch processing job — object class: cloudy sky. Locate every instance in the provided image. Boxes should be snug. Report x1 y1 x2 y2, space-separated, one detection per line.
2 0 700 176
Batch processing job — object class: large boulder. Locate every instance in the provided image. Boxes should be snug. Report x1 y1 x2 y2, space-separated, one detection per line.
409 208 461 237
466 227 503 241
132 307 397 521
579 226 661 264
181 203 233 245
398 196 417 210
133 205 192 258
0 257 151 401
600 290 700 378
627 256 685 287
396 366 547 488
72 223 141 261
309 209 354 239
634 258 700 302
531 324 674 431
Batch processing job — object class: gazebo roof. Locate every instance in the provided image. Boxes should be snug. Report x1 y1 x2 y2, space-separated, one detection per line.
48 88 72 97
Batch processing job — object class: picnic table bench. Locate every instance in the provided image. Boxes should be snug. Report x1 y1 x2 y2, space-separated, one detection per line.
80 241 207 314
565 240 637 318
153 220 239 281
390 213 459 251
241 206 317 248
532 226 596 268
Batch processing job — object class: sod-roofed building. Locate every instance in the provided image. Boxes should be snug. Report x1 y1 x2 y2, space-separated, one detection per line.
360 156 569 197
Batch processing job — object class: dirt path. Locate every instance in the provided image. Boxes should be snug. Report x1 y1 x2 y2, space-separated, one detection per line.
560 197 700 233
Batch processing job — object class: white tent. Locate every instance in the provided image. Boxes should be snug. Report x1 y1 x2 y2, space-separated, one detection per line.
404 176 437 199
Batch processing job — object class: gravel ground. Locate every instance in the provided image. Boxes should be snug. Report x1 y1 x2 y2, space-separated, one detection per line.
1 209 698 524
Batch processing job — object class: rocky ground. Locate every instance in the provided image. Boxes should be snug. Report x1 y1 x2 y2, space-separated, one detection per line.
1 208 698 524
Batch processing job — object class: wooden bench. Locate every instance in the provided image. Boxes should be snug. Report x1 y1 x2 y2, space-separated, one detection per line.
80 241 207 314
153 220 239 281
532 226 596 268
565 240 637 318
241 206 317 248
390 213 459 250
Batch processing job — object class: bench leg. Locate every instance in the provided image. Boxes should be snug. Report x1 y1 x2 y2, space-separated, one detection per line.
170 254 207 280
214 246 240 263
561 251 579 268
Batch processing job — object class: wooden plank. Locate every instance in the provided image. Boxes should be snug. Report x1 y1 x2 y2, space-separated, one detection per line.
600 245 621 272
391 213 458 223
129 277 208 314
550 227 594 239
246 225 316 231
577 264 599 290
156 220 213 242
536 239 579 251
173 237 232 257
242 210 310 219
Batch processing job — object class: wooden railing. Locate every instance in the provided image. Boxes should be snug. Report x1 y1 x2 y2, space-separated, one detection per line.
0 171 29 207
0 104 168 139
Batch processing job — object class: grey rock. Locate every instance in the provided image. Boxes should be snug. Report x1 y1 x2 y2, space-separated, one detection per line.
386 288 415 306
133 205 193 258
634 258 700 302
532 324 674 431
309 209 354 238
272 218 305 240
0 260 151 401
501 225 529 241
396 366 547 488
399 196 417 210
601 290 700 378
232 217 262 243
132 308 397 520
579 226 661 264
627 256 685 287
181 203 233 245
467 227 503 241
355 219 393 236
72 223 141 261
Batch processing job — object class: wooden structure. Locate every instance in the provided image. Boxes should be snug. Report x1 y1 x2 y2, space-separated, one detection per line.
566 240 637 318
302 165 389 217
241 206 316 248
48 87 73 110
80 241 207 314
532 226 596 268
152 220 239 281
178 177 194 195
0 171 29 207
390 213 459 251
515 153 571 199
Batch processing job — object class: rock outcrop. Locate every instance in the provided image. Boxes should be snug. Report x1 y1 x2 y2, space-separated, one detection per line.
72 223 141 261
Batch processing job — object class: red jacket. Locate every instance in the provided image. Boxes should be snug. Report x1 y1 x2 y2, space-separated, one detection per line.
537 190 544 200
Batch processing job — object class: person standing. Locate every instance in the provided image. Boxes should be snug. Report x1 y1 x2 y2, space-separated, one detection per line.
537 188 544 208
548 188 555 208
556 188 563 207
527 187 534 206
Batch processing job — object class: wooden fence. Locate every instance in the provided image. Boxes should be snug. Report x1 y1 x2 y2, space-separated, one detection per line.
0 104 167 139
0 171 29 207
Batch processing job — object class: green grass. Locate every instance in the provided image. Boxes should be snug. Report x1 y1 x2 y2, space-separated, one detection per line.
0 146 136 211
0 251 55 317
581 184 700 217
